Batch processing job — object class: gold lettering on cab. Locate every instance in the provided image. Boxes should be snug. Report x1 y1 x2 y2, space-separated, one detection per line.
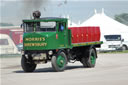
24 43 47 47
25 37 45 41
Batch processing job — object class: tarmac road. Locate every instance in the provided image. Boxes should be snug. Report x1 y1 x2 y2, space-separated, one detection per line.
1 53 128 85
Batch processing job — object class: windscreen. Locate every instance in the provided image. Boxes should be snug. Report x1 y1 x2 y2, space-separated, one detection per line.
104 35 121 41
23 22 56 32
0 39 9 45
39 22 56 31
23 22 34 32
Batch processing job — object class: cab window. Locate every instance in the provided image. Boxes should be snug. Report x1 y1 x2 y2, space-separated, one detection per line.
59 23 65 31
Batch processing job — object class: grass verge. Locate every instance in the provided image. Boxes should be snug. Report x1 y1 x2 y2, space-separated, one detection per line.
0 54 22 58
99 50 128 54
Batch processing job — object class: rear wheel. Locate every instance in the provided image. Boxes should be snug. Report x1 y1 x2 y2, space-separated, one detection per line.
21 55 37 72
122 45 127 51
81 48 97 67
51 51 68 72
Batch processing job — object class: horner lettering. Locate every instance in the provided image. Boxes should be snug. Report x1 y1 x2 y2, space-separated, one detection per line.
25 37 45 41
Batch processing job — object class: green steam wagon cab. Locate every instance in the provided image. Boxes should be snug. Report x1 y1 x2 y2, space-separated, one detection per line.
21 11 102 72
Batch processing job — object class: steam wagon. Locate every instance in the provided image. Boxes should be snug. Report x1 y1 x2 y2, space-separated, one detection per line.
21 11 103 72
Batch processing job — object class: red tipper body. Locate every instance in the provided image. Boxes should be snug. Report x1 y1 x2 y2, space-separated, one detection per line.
68 26 100 44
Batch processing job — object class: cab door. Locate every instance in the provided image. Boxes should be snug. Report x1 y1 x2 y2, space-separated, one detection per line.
57 22 66 48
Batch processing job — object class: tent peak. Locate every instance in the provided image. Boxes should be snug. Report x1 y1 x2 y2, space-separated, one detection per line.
94 8 105 15
102 8 105 14
94 9 97 14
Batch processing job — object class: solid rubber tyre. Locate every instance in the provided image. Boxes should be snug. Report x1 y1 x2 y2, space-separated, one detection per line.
81 48 97 68
51 51 68 72
21 55 37 72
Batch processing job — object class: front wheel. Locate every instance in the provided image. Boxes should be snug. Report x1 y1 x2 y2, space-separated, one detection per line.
81 48 97 67
21 55 37 72
51 51 68 72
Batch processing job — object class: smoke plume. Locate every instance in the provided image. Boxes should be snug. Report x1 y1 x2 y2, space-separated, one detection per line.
22 0 49 18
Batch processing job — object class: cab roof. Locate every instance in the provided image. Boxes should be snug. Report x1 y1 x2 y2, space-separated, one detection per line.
23 17 68 22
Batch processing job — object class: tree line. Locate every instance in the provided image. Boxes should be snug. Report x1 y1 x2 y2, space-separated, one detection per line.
0 13 128 27
0 23 14 26
115 13 128 26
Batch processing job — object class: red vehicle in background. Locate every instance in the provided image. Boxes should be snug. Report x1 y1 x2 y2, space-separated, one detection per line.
0 26 23 45
0 26 23 51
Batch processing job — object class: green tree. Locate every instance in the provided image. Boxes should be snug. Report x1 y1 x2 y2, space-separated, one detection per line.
115 13 128 26
0 23 14 26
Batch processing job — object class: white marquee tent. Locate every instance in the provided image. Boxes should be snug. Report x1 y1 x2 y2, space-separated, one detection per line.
68 20 78 27
80 9 128 41
63 15 78 27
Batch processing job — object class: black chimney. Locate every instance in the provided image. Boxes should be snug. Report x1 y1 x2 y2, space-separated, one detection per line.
33 10 41 19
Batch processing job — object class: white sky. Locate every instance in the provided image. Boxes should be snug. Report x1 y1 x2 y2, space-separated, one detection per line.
0 0 128 1
0 0 128 25
0 0 128 6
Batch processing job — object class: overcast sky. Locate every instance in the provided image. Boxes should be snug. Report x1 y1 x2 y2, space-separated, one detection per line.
0 0 128 25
